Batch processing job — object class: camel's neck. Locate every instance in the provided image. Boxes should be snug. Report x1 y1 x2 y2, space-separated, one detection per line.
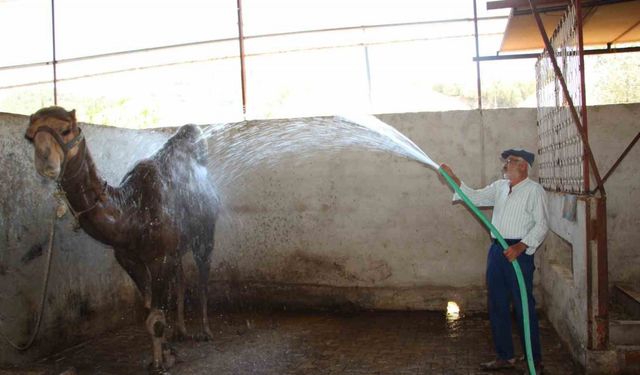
58 141 134 247
58 140 112 218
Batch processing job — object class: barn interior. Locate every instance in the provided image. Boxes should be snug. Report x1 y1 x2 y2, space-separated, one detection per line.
1 1 639 374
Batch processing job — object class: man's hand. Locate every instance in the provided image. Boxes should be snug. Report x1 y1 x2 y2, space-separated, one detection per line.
439 163 461 187
504 242 528 262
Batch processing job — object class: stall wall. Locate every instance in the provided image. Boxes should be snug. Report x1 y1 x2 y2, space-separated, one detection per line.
0 104 637 365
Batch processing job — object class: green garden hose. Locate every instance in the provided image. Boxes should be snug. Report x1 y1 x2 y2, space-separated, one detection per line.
439 167 536 375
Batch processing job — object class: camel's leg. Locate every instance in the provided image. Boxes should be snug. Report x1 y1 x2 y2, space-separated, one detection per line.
114 250 151 309
146 260 175 374
174 257 189 340
145 309 169 374
196 255 214 341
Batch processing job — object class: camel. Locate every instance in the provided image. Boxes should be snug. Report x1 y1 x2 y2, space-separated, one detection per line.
25 106 219 374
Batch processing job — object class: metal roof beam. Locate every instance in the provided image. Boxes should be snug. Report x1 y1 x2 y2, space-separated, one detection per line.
487 0 569 10
473 45 640 60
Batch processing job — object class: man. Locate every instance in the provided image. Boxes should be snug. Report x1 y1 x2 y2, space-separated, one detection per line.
440 148 548 374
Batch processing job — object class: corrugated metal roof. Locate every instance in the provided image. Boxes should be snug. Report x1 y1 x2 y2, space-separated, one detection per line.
492 0 640 51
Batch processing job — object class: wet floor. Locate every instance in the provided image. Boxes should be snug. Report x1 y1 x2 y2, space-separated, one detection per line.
4 310 582 375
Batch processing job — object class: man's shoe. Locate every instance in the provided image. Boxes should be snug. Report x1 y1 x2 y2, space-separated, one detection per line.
480 358 516 371
522 362 544 374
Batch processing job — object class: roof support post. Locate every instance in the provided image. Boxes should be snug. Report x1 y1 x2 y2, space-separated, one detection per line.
236 0 247 116
51 0 58 105
473 0 483 109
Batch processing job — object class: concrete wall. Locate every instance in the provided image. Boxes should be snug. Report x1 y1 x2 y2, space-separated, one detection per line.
0 104 637 365
588 104 640 286
540 195 589 364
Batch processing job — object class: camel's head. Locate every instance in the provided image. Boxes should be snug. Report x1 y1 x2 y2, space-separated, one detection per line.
25 106 83 180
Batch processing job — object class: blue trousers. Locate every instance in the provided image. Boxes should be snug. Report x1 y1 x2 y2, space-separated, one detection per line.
487 239 541 362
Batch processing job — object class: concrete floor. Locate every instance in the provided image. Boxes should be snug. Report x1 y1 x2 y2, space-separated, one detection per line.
2 310 582 375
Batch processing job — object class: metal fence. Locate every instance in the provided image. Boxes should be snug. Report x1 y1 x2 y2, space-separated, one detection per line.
535 0 585 194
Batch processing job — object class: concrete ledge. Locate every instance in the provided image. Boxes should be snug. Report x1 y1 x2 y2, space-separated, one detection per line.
613 284 640 319
610 320 640 345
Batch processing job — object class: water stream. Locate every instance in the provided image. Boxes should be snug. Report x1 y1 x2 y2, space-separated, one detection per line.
198 115 439 192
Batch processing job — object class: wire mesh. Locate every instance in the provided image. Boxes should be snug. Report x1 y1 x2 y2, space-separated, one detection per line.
535 0 585 194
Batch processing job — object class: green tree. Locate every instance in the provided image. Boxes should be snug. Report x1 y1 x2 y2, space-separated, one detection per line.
433 80 535 109
590 52 640 104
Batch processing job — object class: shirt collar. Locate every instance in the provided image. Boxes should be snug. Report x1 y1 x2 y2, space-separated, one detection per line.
510 177 530 192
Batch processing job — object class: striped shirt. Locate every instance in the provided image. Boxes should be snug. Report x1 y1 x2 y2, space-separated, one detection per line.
453 177 549 255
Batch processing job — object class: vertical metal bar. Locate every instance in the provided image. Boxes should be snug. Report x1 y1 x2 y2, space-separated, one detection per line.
527 0 605 197
236 0 247 115
586 198 593 348
579 0 608 351
51 0 58 105
576 0 589 193
585 196 610 350
473 0 486 185
595 197 609 349
364 45 372 108
473 0 483 109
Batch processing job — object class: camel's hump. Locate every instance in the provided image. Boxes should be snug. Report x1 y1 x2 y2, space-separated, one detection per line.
173 124 202 142
150 124 209 168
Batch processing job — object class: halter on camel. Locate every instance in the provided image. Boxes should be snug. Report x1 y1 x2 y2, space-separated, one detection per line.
24 125 85 181
25 125 106 219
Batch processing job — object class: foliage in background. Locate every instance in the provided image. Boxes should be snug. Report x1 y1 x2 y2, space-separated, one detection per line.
0 89 161 128
433 80 536 109
433 52 640 109
0 87 53 115
589 52 640 104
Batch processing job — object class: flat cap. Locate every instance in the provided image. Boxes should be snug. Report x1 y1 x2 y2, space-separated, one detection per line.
501 148 535 166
